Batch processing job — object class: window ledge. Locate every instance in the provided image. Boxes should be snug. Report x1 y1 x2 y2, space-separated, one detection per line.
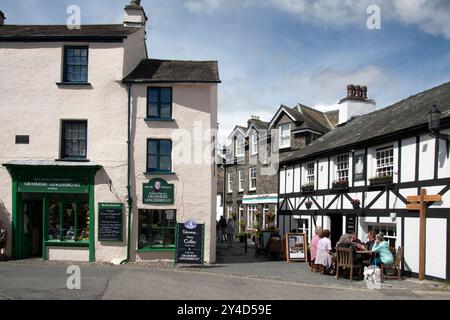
56 82 92 87
56 159 90 162
144 118 176 122
136 248 175 253
144 172 176 176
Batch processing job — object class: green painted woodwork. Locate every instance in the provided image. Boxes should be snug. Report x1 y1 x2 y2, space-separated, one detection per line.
143 178 174 205
17 176 89 194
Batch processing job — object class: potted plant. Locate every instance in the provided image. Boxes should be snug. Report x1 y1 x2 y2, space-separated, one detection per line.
351 199 361 209
369 174 393 186
305 201 313 210
265 211 275 221
332 179 349 190
301 183 315 193
238 232 247 243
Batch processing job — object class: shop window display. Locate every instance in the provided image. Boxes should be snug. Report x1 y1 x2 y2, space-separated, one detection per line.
138 209 176 249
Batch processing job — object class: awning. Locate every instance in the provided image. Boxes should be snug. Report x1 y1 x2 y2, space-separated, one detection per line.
242 194 278 205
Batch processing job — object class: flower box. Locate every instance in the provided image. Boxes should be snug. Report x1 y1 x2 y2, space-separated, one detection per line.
332 180 349 190
301 185 315 193
369 175 393 186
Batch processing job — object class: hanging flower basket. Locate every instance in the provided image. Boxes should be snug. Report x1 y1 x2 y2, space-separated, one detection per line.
351 199 361 209
305 201 313 210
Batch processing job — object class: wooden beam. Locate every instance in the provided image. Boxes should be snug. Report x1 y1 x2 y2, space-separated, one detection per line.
419 189 426 281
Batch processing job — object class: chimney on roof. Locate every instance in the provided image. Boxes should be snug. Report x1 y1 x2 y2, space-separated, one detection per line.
0 11 6 26
251 115 260 120
338 84 376 124
124 0 147 27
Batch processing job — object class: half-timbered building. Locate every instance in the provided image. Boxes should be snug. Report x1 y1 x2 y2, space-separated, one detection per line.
278 82 450 281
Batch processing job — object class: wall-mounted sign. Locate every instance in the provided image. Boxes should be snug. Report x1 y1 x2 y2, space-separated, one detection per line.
175 220 204 266
143 178 174 205
17 176 89 194
354 154 365 181
98 203 123 242
345 214 357 235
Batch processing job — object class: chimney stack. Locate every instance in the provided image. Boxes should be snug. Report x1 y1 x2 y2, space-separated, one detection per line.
0 11 6 26
124 0 147 27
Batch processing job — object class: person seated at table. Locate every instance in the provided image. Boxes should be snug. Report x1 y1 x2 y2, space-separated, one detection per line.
365 230 376 251
315 230 334 274
337 233 364 265
351 232 362 244
310 226 323 266
371 233 394 267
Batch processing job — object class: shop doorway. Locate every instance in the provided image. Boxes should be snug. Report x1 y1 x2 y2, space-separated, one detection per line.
329 214 343 248
22 200 43 258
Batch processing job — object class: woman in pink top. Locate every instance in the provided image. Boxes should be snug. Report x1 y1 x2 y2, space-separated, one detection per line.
315 230 334 272
310 226 323 263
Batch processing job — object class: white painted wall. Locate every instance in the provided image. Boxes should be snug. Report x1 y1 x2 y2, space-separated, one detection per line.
438 128 450 179
419 134 435 181
337 100 377 124
318 158 328 190
400 137 416 182
131 83 218 264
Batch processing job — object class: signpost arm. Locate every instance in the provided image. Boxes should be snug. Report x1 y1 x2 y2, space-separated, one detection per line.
419 189 427 281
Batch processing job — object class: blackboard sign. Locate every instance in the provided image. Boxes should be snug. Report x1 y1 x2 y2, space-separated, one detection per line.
346 214 357 234
98 203 123 242
175 220 204 266
143 178 174 205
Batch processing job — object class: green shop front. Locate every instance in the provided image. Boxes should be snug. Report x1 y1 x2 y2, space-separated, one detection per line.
137 178 177 259
3 162 101 262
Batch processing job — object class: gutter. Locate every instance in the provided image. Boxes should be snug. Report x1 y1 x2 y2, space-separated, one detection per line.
121 83 133 265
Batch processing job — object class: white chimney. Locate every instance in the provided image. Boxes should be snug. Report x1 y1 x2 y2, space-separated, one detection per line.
123 0 147 27
0 11 6 26
337 84 376 124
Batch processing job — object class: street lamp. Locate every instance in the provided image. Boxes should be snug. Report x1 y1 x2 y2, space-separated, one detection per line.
428 104 449 158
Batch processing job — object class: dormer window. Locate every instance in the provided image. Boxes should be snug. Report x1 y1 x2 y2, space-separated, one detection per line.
279 123 291 149
235 135 245 157
251 133 258 155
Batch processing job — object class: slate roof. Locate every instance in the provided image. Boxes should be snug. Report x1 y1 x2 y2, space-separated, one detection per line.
0 24 140 41
249 119 269 131
296 104 334 133
281 81 450 163
123 59 221 83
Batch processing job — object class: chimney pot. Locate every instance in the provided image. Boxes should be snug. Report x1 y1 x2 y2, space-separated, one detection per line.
131 0 141 6
347 84 354 99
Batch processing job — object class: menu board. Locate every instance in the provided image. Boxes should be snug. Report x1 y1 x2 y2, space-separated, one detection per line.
175 221 204 266
98 203 123 242
346 214 357 235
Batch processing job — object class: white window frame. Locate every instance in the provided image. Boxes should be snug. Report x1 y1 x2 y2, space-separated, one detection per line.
376 146 394 177
227 206 233 219
306 162 315 186
249 167 257 191
247 205 257 230
227 172 233 193
367 223 397 246
251 133 258 155
235 135 245 157
238 170 244 192
336 154 349 181
279 123 291 149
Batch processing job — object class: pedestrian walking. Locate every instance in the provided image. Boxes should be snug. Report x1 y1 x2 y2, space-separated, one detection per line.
226 218 235 248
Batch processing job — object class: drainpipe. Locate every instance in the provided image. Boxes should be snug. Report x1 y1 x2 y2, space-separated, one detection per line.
121 82 133 264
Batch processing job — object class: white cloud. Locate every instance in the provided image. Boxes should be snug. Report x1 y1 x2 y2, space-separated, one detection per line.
183 0 450 38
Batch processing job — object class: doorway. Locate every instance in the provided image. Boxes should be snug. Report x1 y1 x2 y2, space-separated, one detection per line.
329 214 343 248
22 200 43 258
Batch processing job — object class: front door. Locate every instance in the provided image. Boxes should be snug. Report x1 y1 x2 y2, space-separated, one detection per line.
22 200 43 258
329 214 343 248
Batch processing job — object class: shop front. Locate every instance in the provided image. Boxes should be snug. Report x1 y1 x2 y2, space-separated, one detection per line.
3 162 101 262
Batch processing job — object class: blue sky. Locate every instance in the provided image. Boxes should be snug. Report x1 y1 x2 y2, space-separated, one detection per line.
2 0 450 143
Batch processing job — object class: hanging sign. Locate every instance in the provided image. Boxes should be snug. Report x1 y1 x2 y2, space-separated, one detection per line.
175 220 204 266
143 178 174 205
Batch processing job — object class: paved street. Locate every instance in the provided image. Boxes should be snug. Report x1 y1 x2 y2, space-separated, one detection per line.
0 242 449 300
